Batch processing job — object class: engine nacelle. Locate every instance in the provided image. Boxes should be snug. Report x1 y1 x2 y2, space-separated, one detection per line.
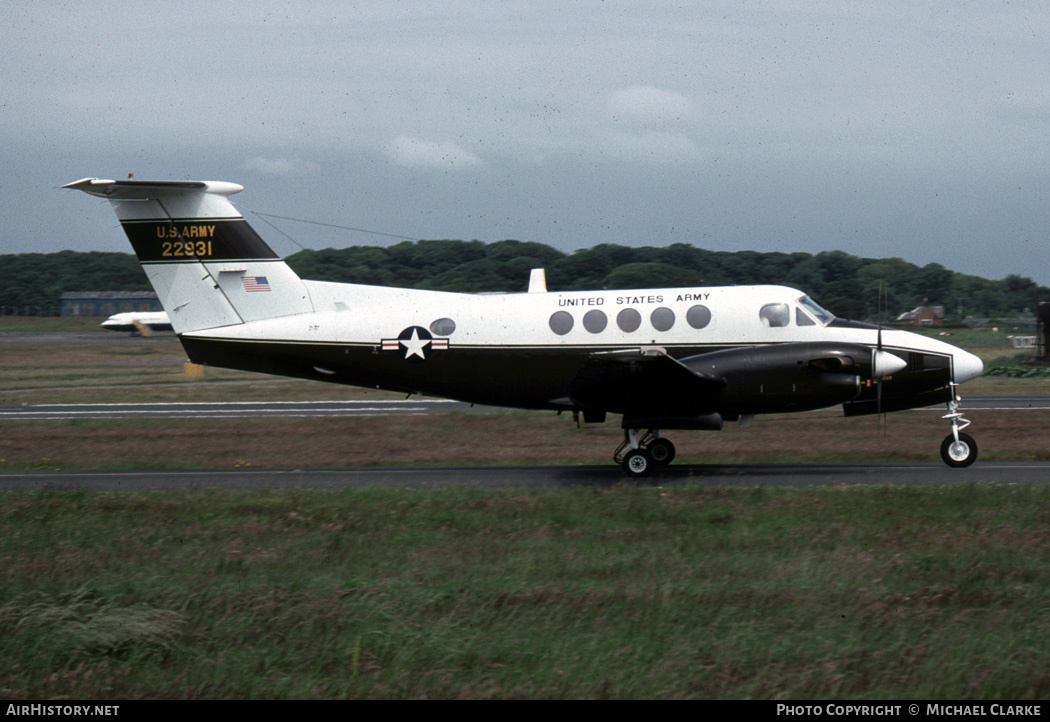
681 342 869 414
569 341 884 419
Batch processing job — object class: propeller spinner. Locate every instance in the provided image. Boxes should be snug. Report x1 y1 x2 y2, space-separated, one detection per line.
872 349 907 378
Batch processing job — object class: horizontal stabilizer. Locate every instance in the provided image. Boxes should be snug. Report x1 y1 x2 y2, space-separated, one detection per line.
62 178 241 199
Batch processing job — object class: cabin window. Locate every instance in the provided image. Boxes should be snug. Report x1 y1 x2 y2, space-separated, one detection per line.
651 307 675 332
549 311 574 335
686 304 711 330
583 309 608 333
759 303 790 327
617 308 641 333
795 308 816 326
430 317 456 336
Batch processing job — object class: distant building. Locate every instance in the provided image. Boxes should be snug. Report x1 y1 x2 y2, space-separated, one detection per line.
59 291 162 318
895 305 945 327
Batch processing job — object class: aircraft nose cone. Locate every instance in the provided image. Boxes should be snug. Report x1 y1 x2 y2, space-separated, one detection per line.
954 350 984 384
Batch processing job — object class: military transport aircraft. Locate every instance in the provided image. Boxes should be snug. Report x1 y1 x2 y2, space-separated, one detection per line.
65 177 984 476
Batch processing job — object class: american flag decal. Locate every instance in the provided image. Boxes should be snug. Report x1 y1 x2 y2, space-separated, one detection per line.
241 275 271 292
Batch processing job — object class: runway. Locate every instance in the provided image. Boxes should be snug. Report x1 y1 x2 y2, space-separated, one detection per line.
0 398 474 420
1 395 1047 420
3 461 1050 491
4 393 1049 490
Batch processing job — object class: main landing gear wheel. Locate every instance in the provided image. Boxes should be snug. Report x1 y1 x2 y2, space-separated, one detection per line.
648 438 676 465
941 432 977 468
614 429 675 477
622 449 654 478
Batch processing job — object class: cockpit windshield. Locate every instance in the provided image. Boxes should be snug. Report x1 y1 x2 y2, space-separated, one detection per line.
797 296 835 326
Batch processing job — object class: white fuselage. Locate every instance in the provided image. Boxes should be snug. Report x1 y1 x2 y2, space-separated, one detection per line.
185 281 983 386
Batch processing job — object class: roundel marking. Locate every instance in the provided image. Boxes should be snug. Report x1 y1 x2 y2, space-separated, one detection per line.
381 325 449 362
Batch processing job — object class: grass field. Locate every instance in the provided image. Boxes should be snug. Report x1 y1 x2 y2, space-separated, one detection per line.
3 319 1050 699
3 485 1050 699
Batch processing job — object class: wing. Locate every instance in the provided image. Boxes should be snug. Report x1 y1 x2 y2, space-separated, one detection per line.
568 346 726 419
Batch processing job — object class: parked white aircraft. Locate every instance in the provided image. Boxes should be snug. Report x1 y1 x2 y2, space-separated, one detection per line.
65 178 984 475
101 311 172 334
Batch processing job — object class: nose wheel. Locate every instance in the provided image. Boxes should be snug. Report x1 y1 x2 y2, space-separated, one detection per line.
941 386 977 468
941 432 977 467
615 429 676 477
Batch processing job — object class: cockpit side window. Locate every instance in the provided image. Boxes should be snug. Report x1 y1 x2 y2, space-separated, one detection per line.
796 307 816 326
759 303 790 328
798 295 835 325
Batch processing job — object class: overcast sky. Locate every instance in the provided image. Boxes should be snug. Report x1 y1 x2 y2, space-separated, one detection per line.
4 1 1049 286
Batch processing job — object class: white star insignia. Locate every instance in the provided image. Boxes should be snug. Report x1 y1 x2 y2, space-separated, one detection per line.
400 328 431 360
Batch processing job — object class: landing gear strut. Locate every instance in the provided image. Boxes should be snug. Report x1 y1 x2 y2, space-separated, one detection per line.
941 385 977 468
615 429 676 477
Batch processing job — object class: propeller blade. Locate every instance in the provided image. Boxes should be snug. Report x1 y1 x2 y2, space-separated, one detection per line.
877 282 884 351
876 282 885 419
877 367 883 427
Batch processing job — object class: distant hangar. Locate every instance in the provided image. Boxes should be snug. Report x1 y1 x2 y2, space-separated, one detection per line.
59 291 162 318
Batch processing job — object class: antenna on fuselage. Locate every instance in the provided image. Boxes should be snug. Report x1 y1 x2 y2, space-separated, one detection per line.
528 268 547 293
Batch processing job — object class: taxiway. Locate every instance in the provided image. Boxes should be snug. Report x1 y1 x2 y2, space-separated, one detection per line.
1 395 1046 420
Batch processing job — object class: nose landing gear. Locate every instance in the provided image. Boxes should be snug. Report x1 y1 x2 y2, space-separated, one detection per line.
941 386 977 467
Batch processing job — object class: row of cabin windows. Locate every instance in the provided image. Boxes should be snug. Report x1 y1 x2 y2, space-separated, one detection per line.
549 305 712 336
549 302 815 336
428 303 813 339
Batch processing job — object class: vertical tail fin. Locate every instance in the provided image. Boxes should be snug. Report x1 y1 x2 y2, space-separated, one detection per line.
64 178 312 333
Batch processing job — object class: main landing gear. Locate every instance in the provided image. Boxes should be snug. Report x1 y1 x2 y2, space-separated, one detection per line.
614 429 676 478
941 385 977 468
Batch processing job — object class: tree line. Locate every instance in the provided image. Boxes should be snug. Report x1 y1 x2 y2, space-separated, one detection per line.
2 241 1047 321
0 251 151 315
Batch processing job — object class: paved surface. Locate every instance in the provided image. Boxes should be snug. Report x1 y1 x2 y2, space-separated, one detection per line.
2 461 1048 491
960 395 1050 409
5 331 1046 489
0 399 475 419
0 395 1046 420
